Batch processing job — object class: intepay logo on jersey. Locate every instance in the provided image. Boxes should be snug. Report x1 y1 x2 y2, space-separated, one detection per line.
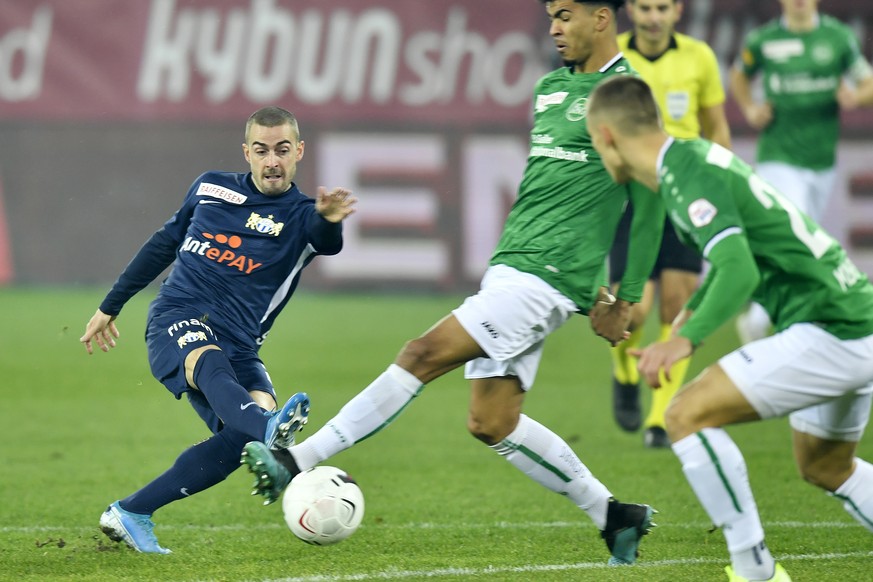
180 232 263 274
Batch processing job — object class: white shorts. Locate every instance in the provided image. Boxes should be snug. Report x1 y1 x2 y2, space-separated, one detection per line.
720 323 873 442
756 162 835 223
452 264 578 390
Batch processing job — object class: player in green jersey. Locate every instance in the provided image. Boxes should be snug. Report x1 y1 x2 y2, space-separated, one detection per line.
730 0 873 344
608 0 732 448
238 0 664 565
587 74 873 582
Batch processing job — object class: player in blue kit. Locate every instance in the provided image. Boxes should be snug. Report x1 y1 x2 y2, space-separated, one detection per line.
80 106 356 554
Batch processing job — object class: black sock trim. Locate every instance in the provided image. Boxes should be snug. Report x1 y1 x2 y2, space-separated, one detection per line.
273 448 301 477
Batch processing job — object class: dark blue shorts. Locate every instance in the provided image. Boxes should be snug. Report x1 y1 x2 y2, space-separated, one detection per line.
609 203 702 284
145 302 276 433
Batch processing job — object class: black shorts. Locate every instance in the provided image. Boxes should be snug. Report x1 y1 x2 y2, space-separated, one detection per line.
609 202 702 284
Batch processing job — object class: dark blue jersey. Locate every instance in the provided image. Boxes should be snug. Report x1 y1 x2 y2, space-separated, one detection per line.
100 171 342 348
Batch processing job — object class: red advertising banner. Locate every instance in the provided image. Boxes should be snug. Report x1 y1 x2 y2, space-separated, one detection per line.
0 0 550 124
3 0 873 127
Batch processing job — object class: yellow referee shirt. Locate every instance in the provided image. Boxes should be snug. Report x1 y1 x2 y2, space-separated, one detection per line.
618 31 725 139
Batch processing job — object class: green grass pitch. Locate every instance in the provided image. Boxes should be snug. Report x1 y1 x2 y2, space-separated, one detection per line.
1 287 870 581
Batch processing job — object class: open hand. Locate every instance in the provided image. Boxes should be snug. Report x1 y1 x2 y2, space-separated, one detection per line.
316 187 357 223
80 309 119 354
743 102 773 130
628 336 693 388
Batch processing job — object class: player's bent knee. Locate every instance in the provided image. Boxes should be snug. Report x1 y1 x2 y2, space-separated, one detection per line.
466 413 513 445
663 401 685 441
396 337 445 380
185 345 221 388
397 337 428 364
663 397 707 441
797 454 855 492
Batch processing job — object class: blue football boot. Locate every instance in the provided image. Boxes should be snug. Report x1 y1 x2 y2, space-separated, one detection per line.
99 501 171 554
265 392 310 449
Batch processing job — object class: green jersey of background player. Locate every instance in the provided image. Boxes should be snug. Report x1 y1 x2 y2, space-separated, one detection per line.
587 73 873 582
734 6 873 173
730 0 873 345
239 0 666 566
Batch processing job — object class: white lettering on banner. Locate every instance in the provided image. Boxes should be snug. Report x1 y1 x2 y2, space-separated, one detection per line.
243 0 294 101
138 0 195 101
317 134 448 280
195 9 246 102
0 5 52 101
137 0 544 106
343 8 399 104
400 8 541 106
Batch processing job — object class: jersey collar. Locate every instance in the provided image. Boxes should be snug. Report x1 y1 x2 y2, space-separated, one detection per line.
780 12 821 33
627 33 678 62
600 52 625 73
656 136 676 185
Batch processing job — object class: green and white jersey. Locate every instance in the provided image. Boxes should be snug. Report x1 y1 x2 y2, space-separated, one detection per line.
492 56 662 310
738 15 872 169
658 138 873 345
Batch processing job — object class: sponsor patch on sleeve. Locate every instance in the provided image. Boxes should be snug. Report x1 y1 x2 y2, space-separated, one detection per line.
688 198 717 228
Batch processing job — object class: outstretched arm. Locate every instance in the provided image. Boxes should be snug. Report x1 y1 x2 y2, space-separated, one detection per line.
615 182 664 304
80 309 119 355
699 102 732 149
82 222 182 355
591 183 664 345
837 76 873 110
307 187 357 256
631 232 759 386
729 66 772 130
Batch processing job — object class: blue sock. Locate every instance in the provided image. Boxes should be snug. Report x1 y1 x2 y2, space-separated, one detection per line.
193 349 268 441
120 428 249 515
187 390 223 434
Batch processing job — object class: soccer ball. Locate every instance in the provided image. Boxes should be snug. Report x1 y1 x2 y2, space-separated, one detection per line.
282 466 365 545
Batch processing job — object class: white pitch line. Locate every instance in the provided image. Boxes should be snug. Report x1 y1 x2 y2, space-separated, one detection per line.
255 551 873 582
1 519 865 534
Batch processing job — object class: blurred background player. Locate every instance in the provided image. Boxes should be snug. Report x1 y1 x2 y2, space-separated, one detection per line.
731 0 873 344
608 0 731 447
242 0 664 566
588 74 873 582
80 107 356 553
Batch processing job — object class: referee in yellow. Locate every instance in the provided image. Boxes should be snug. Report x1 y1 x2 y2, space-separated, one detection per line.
608 0 732 448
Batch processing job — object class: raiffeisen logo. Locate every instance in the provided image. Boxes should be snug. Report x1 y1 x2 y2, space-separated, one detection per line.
180 231 263 274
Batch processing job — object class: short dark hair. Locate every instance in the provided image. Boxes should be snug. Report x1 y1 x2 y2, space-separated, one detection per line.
245 106 299 143
581 0 624 10
587 75 661 134
540 0 624 11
